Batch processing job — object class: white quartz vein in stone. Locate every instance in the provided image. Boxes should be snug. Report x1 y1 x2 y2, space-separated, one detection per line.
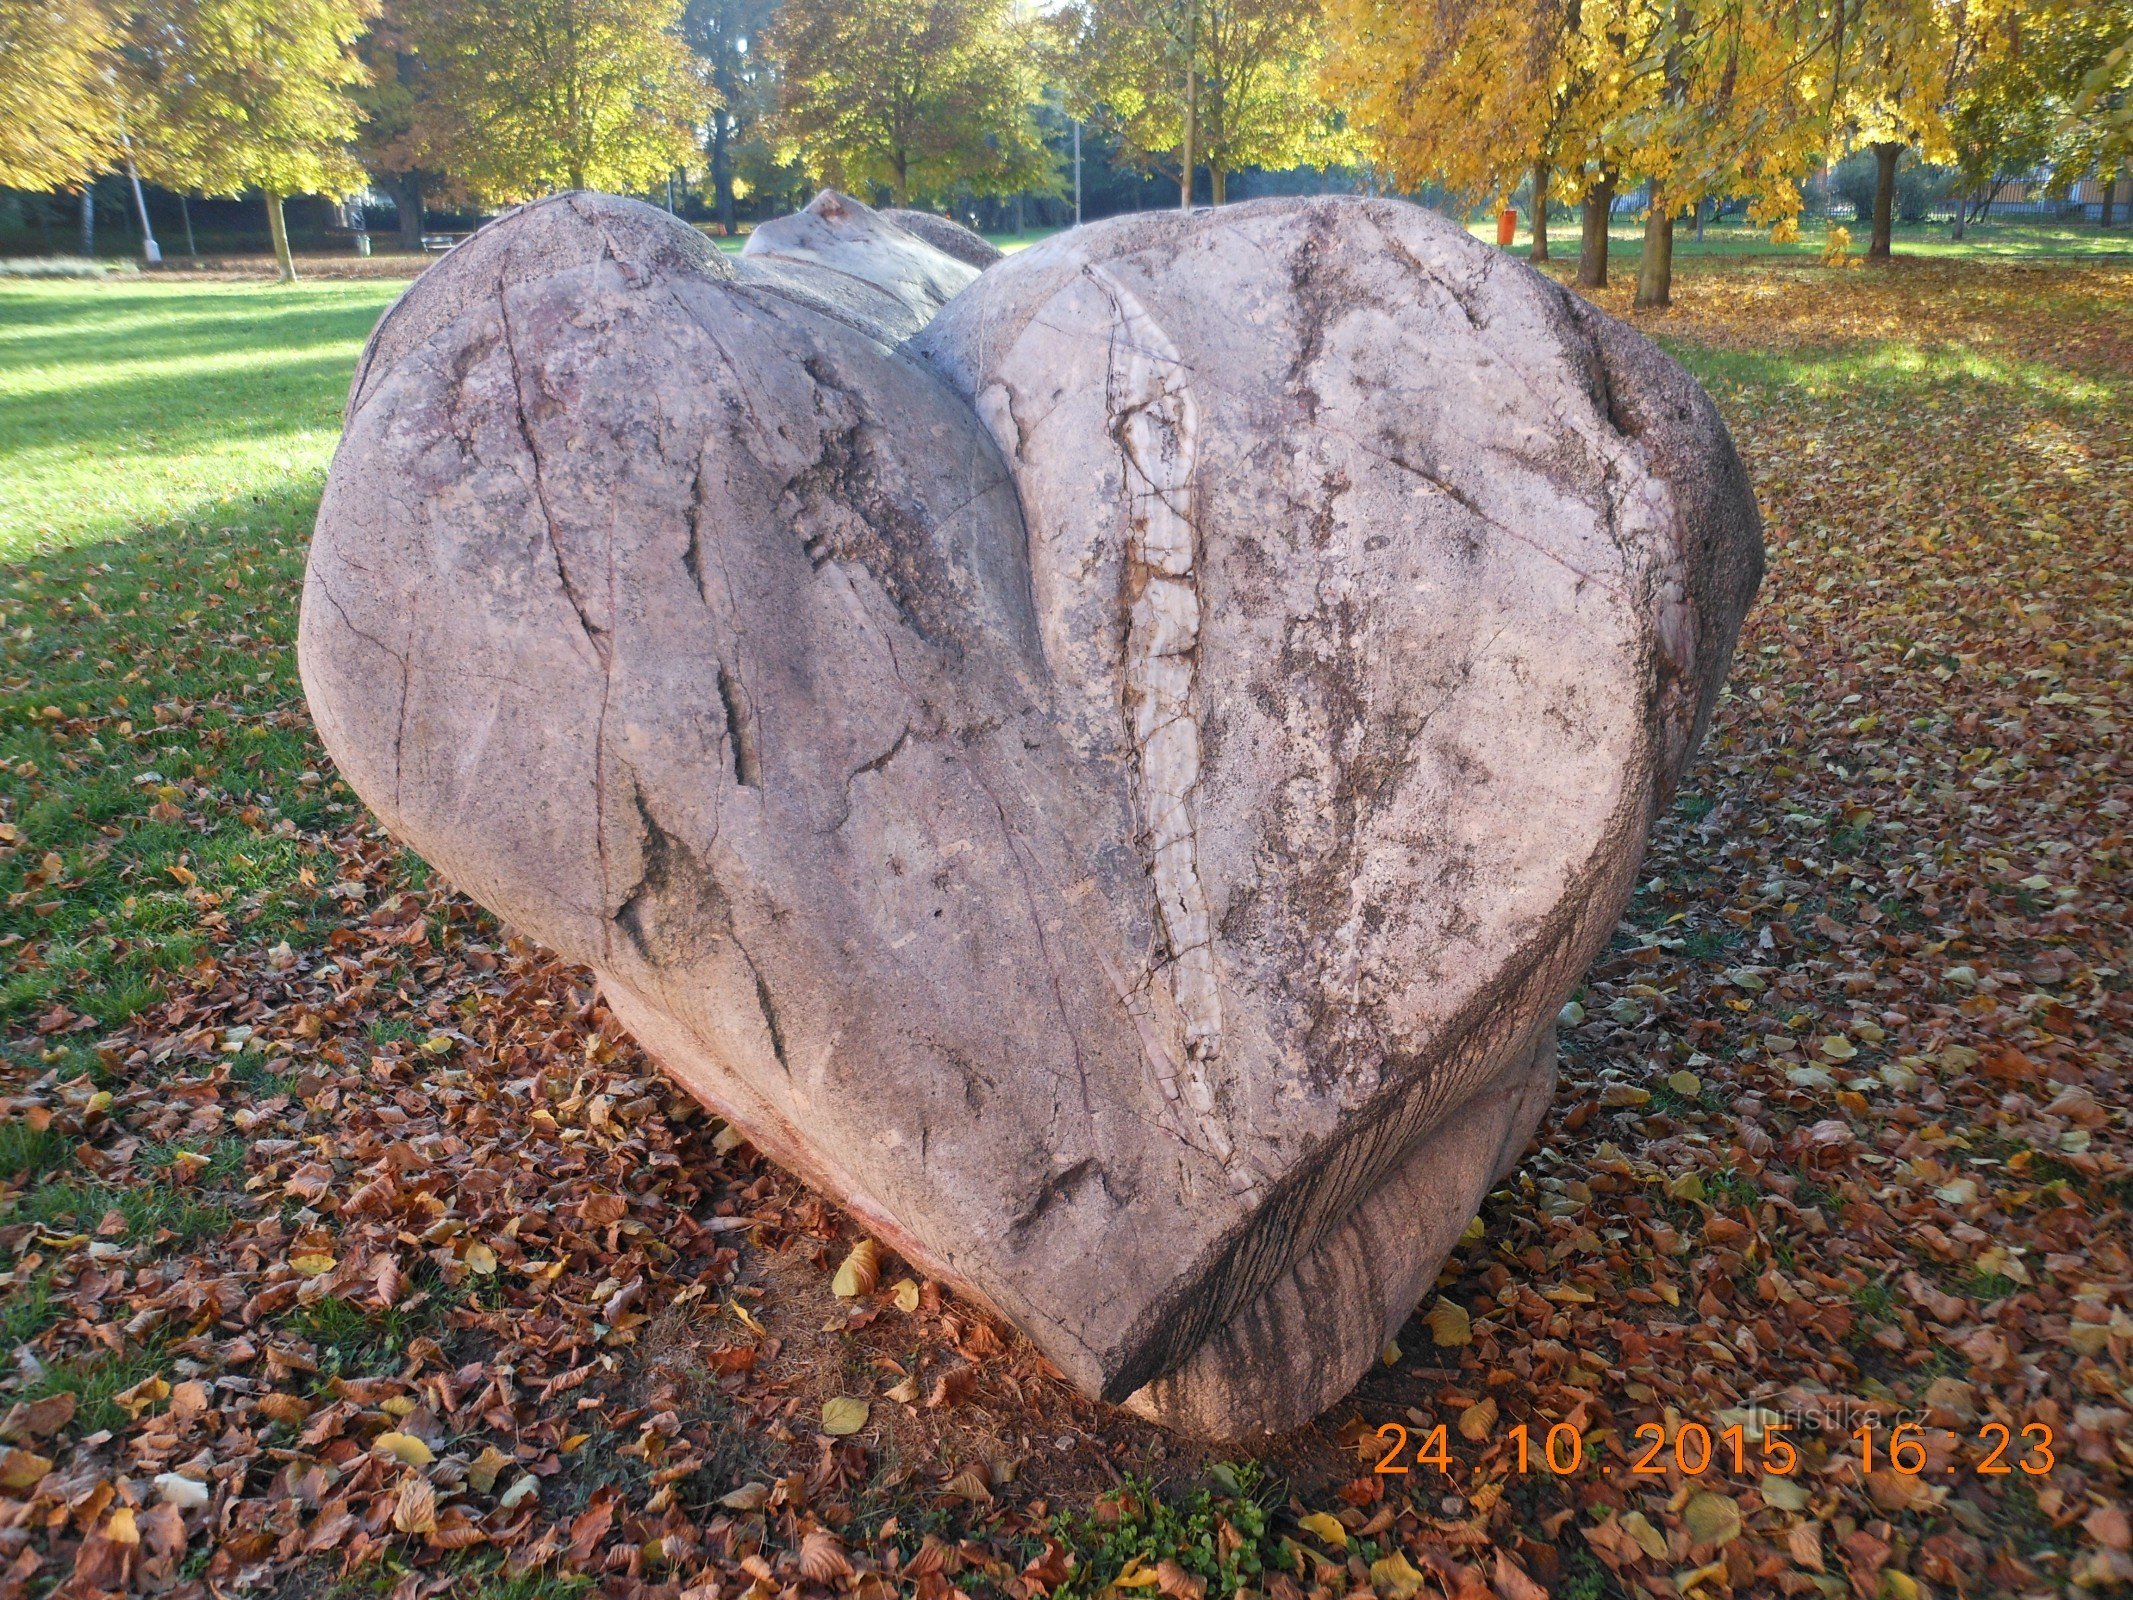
1089 263 1230 1163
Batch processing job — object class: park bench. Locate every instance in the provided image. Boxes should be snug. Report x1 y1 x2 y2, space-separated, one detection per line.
421 233 471 254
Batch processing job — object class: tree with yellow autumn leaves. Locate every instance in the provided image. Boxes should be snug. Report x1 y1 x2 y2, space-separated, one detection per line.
0 0 121 192
1322 0 1843 305
1063 0 1351 207
1324 0 2133 298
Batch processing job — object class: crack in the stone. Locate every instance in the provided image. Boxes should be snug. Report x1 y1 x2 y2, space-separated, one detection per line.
498 283 609 666
615 785 789 1075
824 723 909 832
498 278 622 957
311 578 412 809
966 764 1093 1125
716 663 761 788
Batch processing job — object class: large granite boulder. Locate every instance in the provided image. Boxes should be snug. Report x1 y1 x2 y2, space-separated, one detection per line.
300 190 1761 1437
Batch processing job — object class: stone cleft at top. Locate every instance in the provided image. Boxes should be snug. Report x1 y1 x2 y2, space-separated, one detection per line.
299 187 1762 1438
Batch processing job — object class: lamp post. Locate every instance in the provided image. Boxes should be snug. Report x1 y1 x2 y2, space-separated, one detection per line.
118 103 162 265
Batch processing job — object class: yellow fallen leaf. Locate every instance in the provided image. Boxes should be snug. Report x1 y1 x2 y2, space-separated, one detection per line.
892 1278 921 1313
115 1376 170 1418
1760 1473 1809 1511
1458 1397 1498 1440
373 1431 435 1467
394 1474 437 1535
290 1253 336 1277
468 1445 510 1494
1297 1512 1348 1549
1370 1552 1425 1599
1667 1071 1704 1097
104 1506 140 1546
561 1432 591 1453
1115 1556 1162 1588
462 1241 499 1275
832 1238 882 1299
1684 1490 1743 1548
1820 1035 1858 1061
1425 1299 1471 1347
1620 1510 1668 1561
0 1449 53 1492
820 1396 870 1436
1679 1559 1728 1594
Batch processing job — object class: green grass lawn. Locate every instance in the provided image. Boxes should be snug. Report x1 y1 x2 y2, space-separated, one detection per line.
0 279 393 1077
1478 214 2133 261
0 279 403 557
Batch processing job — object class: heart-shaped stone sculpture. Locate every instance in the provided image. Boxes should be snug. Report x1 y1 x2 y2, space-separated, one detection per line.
300 189 1761 1437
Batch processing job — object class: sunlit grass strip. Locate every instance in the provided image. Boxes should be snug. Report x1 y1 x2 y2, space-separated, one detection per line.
0 280 402 558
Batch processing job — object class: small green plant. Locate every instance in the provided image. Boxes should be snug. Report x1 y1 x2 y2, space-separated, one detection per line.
1554 1541 1614 1600
1047 1464 1279 1600
1852 1279 1896 1321
1963 1270 2020 1304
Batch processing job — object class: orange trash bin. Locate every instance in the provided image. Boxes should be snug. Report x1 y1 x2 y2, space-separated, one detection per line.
1497 208 1519 247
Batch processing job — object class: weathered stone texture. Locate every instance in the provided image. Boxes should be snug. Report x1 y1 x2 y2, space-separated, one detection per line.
301 189 1761 1436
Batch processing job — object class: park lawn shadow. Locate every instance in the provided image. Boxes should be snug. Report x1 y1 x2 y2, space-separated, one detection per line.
0 477 351 1041
0 280 399 557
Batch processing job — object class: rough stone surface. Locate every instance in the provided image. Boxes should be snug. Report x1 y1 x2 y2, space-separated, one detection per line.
301 188 1762 1437
880 208 1004 269
739 190 980 341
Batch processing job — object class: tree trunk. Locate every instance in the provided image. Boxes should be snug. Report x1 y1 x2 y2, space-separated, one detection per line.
180 193 198 257
892 154 908 208
1530 161 1550 262
1210 165 1226 206
1693 194 1705 242
1868 140 1901 260
712 113 735 236
1577 169 1614 288
265 190 297 283
1951 186 1969 239
2101 166 2117 229
393 174 426 251
1633 193 1673 309
79 186 94 257
1181 0 1198 212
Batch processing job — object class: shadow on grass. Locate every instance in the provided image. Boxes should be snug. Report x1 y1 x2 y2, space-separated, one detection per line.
0 286 399 365
0 281 397 556
0 478 349 1039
